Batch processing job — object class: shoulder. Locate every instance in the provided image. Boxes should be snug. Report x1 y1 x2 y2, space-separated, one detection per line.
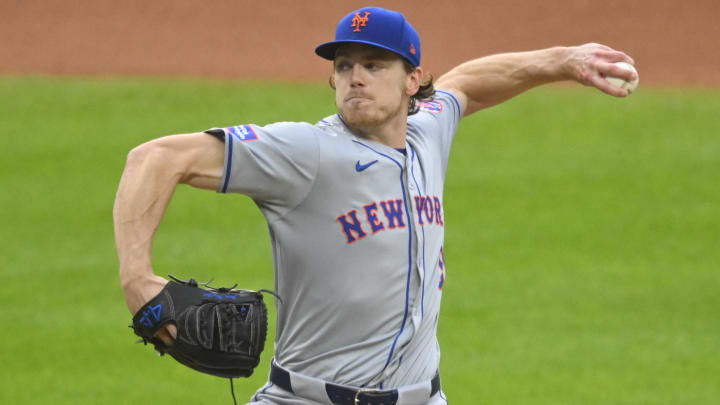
259 121 319 137
263 121 316 131
209 121 320 143
312 114 355 140
433 89 463 115
409 90 462 127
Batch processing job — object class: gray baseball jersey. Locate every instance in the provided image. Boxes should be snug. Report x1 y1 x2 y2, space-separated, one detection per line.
206 90 461 400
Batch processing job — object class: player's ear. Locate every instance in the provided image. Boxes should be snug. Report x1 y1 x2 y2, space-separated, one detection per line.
405 66 422 97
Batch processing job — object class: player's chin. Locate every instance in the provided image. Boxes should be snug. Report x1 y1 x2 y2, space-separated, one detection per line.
342 101 372 115
340 107 380 128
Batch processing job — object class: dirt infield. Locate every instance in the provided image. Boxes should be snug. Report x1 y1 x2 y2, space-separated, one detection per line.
1 0 718 86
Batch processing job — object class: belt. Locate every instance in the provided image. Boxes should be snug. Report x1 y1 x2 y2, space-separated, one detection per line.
269 361 441 405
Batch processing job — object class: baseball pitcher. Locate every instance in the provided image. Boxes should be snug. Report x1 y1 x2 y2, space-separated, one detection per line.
113 6 637 405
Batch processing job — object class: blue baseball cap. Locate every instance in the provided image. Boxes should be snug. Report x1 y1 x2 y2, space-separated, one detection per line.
315 7 421 67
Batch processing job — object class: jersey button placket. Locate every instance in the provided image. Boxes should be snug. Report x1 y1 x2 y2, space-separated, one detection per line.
404 165 424 328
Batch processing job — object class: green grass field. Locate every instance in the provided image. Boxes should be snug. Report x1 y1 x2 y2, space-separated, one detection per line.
1 76 718 404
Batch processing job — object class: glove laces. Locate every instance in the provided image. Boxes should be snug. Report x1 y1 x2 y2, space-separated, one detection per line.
229 378 237 405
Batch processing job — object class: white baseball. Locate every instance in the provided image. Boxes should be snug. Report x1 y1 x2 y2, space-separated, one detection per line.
605 61 639 93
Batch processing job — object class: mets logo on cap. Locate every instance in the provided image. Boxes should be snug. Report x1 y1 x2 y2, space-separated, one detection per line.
351 11 370 32
314 7 422 68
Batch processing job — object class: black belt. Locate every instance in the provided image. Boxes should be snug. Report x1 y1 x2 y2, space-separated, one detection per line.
270 362 441 405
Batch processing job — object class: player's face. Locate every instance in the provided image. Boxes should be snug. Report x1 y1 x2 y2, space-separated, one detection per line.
333 44 417 133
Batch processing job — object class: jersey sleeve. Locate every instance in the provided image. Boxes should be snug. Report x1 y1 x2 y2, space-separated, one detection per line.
205 122 319 221
409 89 463 164
428 90 462 148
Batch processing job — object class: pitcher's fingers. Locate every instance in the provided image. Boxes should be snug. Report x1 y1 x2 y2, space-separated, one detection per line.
599 61 638 82
590 73 629 97
154 324 177 346
595 49 635 65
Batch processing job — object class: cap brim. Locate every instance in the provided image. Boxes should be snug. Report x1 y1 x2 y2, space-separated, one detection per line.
314 40 417 66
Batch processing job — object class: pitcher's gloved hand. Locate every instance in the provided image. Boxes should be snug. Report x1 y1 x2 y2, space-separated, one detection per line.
131 275 268 378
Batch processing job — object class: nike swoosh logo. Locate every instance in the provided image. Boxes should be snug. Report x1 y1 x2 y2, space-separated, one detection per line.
355 160 379 172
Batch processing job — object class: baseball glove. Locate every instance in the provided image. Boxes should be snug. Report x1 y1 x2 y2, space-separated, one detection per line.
131 275 268 378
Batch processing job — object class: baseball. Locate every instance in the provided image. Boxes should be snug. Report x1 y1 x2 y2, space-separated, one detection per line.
605 61 639 93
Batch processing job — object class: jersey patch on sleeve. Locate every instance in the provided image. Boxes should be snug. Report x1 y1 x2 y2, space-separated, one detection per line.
417 100 443 114
226 125 258 142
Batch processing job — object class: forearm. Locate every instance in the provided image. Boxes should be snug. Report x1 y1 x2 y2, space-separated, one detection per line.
113 142 181 289
438 47 571 114
437 44 636 117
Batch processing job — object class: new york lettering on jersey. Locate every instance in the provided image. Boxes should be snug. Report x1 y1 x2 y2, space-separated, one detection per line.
336 195 444 244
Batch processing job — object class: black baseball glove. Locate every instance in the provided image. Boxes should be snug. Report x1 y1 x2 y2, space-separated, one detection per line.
131 276 268 378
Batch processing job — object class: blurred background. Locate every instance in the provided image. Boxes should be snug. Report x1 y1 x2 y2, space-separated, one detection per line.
1 0 719 85
1 1 718 404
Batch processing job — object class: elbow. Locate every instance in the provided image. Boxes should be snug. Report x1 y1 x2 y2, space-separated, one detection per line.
125 139 174 173
122 133 214 187
124 142 150 173
126 141 159 167
113 138 182 226
121 139 186 186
